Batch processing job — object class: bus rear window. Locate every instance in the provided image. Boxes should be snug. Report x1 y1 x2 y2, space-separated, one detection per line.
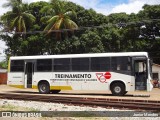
10 60 24 72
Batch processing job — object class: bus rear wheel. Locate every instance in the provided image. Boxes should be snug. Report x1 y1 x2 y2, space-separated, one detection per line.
111 82 125 96
38 82 50 94
51 90 61 94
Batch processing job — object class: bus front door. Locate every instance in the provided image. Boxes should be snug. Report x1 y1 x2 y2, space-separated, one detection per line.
25 62 34 88
133 57 147 90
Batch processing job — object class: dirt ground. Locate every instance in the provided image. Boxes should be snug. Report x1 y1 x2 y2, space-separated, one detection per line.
0 85 160 101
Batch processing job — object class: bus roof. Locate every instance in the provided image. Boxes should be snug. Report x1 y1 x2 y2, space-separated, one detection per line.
10 52 148 60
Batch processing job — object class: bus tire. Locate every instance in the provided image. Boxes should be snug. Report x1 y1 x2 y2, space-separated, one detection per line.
111 82 125 96
51 90 61 94
38 81 50 94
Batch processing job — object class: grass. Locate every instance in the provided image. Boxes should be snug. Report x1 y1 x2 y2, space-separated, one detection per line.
0 103 39 111
0 103 112 120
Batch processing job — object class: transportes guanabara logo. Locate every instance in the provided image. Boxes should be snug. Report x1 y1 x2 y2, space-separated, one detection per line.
96 72 111 83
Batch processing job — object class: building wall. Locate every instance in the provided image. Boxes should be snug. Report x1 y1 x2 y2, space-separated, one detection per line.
0 68 7 84
0 73 7 84
152 64 160 80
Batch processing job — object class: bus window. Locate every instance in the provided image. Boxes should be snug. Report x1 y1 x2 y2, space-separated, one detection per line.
72 58 89 71
10 60 24 72
54 58 70 71
91 57 110 71
37 59 52 72
111 57 130 71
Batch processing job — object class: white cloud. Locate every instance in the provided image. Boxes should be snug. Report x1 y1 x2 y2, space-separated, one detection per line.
0 1 10 15
111 0 160 14
111 1 144 14
67 0 160 15
67 0 113 15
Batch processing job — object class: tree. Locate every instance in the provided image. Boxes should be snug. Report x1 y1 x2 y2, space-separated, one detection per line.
41 0 78 39
80 29 105 53
0 60 7 69
1 1 160 64
1 0 36 33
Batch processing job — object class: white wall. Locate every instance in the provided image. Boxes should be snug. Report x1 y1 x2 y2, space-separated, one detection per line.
152 64 160 80
0 68 7 73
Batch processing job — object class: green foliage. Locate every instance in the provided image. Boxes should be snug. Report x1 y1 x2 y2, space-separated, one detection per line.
0 60 7 69
41 0 78 39
1 0 36 33
0 1 160 64
80 29 105 53
108 13 129 24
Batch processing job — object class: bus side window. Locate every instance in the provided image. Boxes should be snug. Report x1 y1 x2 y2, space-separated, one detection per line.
72 58 89 71
37 59 52 72
53 58 70 71
91 57 110 71
111 57 130 71
10 60 24 72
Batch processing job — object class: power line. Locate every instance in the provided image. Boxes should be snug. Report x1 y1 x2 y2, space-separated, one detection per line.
0 19 160 34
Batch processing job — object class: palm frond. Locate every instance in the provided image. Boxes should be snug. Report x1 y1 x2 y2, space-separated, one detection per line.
21 19 26 33
64 18 78 29
1 12 17 21
40 16 51 24
10 16 19 31
44 16 59 31
47 15 59 24
43 0 78 37
18 16 23 32
22 13 36 27
1 0 36 33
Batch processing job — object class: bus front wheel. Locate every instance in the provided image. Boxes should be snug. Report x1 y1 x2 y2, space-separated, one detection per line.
38 82 50 94
111 82 125 96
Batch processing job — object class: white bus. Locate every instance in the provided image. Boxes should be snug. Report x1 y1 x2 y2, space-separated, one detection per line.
7 52 153 96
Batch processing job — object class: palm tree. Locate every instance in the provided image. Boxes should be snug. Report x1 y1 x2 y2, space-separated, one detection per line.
41 0 78 38
1 0 36 33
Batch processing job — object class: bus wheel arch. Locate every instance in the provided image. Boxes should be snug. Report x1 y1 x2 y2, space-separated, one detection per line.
38 80 50 94
110 81 127 96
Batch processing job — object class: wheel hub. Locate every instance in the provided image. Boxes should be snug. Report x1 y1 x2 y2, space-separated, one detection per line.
41 85 46 91
114 86 121 93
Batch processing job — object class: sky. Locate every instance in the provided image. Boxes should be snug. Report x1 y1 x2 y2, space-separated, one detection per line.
0 0 160 60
